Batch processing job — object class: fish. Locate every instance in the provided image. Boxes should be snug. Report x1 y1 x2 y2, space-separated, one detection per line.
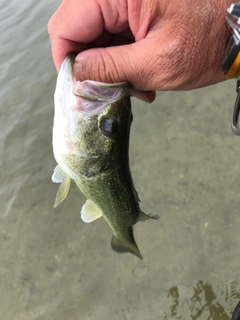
52 53 158 259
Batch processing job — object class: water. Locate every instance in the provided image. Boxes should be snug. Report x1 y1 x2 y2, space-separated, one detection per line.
1 1 240 319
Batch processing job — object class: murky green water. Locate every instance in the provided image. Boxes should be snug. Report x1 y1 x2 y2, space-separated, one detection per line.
1 1 240 319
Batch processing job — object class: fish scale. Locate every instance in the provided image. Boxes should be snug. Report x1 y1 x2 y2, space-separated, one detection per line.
52 53 158 259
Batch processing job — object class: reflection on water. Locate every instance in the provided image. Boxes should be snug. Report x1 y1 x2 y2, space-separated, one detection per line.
165 281 240 319
168 286 179 317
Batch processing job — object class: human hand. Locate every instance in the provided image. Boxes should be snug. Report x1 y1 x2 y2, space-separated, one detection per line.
48 0 234 100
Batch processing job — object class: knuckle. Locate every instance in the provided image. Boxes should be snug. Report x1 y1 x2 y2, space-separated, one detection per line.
160 37 188 86
47 14 56 36
154 28 202 90
48 14 59 39
47 19 53 36
96 49 122 83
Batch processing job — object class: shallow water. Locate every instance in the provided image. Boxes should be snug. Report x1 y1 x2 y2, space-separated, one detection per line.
1 1 240 319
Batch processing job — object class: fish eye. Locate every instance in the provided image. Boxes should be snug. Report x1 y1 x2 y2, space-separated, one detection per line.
101 117 119 137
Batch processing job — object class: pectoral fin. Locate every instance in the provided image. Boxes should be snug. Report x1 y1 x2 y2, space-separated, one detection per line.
52 165 65 183
81 199 103 223
54 174 71 208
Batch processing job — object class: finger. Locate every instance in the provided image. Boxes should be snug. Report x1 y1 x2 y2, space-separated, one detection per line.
48 0 130 71
48 0 104 71
48 0 103 43
49 37 87 71
74 20 226 92
73 31 166 91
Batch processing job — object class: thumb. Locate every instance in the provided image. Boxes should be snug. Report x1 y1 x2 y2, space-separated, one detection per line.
73 39 162 94
73 23 188 92
74 20 226 92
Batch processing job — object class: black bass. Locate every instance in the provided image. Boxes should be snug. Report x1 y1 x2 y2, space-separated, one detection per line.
52 54 158 259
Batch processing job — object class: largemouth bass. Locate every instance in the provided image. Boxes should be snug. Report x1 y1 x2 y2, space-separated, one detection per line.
52 53 158 259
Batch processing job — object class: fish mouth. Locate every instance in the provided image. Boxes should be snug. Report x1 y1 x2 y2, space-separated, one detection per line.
64 53 130 101
72 78 130 113
66 53 152 103
73 81 130 102
55 53 131 117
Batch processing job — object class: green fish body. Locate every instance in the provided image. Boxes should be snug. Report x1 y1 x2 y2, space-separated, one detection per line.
52 54 158 259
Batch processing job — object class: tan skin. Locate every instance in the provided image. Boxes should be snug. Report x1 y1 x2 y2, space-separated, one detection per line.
48 0 235 102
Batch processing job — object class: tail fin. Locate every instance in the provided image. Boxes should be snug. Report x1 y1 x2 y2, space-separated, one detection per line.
111 234 143 260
